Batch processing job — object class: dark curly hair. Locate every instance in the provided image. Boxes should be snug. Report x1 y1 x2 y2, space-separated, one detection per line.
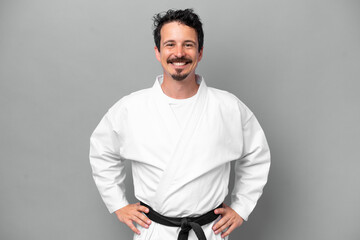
153 8 204 52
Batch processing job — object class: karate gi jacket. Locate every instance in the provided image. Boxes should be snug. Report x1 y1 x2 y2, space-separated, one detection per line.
90 75 270 240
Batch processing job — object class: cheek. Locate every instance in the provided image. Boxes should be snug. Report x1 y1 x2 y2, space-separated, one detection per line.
161 54 170 62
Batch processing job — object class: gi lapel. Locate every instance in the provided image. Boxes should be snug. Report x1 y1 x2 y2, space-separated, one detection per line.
152 75 208 212
152 76 182 144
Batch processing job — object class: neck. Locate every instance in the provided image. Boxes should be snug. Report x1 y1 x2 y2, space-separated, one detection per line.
161 73 199 99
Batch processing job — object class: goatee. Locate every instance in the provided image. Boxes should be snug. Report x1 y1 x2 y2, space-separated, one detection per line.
171 72 189 81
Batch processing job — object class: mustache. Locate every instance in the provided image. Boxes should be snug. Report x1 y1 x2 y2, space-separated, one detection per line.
167 57 192 63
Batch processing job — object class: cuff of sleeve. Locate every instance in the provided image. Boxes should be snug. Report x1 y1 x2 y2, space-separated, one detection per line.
108 198 130 214
230 202 251 221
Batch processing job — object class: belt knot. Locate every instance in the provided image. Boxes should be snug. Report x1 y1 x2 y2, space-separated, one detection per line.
180 217 191 232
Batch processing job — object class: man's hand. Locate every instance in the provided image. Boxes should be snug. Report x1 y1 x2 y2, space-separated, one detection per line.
212 203 244 238
115 202 152 235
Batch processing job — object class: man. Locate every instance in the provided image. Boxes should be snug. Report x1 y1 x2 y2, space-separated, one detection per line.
90 9 270 240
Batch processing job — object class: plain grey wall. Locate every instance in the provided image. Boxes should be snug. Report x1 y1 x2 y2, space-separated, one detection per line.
1 0 359 239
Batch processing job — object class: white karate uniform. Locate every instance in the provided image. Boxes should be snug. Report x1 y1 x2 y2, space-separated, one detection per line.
90 75 270 240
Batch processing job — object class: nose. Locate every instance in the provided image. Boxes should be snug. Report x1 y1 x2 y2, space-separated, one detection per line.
174 45 185 58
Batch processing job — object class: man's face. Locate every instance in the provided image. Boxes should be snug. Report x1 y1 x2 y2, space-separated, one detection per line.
155 21 203 81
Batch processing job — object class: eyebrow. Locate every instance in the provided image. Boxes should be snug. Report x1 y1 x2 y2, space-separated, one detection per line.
184 40 196 45
163 40 197 45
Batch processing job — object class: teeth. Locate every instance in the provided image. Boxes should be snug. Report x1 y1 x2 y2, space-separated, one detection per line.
173 62 186 66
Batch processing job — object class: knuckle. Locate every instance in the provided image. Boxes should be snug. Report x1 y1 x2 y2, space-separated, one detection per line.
138 215 147 222
134 217 145 225
135 220 143 227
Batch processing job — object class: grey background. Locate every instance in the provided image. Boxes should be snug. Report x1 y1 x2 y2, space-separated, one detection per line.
1 0 359 239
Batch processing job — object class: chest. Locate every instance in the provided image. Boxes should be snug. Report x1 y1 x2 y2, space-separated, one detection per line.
121 102 244 166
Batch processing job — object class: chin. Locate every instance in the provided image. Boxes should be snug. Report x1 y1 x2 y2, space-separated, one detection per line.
171 73 189 81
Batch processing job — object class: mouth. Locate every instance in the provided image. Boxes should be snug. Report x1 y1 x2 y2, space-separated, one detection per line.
172 62 187 66
167 58 192 67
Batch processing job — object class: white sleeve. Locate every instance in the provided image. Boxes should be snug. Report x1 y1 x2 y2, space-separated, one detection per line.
230 114 271 221
89 110 129 213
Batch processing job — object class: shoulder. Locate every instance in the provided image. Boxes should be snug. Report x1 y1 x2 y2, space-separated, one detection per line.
102 87 153 126
207 87 253 117
108 87 152 113
208 87 240 103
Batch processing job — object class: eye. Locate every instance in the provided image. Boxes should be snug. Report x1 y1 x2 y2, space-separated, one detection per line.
185 43 195 48
165 43 175 47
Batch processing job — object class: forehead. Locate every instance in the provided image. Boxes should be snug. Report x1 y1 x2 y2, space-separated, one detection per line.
160 21 198 42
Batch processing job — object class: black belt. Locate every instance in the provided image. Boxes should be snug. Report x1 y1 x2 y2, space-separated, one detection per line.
140 202 222 240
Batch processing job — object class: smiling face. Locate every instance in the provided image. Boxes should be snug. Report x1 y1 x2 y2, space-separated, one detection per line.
155 21 203 82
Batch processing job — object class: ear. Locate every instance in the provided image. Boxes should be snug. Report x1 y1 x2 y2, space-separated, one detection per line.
198 47 204 62
154 46 161 62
